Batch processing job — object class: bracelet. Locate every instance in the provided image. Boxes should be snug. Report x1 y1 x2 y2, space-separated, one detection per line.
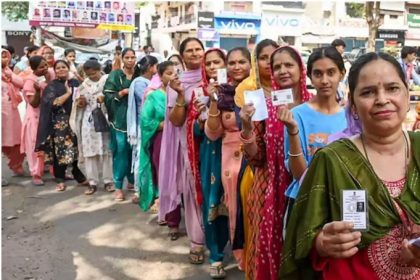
288 151 303 157
287 129 299 136
239 131 256 144
175 100 186 107
208 110 220 118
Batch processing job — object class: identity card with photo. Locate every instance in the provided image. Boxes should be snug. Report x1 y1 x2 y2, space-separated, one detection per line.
341 190 368 231
217 68 228 84
37 75 46 84
244 88 268 121
271 88 294 106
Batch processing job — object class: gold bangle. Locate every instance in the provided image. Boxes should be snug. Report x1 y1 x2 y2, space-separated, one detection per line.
208 110 220 118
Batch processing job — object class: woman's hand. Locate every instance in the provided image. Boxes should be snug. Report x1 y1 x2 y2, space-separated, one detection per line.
34 81 41 92
97 95 105 103
169 77 184 96
207 81 220 102
118 88 129 97
277 106 298 134
77 95 87 108
315 221 362 258
193 97 207 113
239 103 256 132
400 239 420 268
64 81 72 95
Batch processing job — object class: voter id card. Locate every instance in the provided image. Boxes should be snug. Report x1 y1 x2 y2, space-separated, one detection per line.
271 88 294 106
217 68 227 84
341 190 368 231
195 87 205 100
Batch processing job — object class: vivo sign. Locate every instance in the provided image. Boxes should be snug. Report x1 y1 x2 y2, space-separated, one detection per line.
263 15 300 28
215 17 260 32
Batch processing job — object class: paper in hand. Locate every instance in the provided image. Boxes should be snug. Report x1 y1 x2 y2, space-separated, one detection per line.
271 88 294 106
217 68 227 84
244 88 268 121
341 190 368 231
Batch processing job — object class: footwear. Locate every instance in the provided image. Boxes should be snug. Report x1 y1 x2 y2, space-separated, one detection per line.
12 167 25 177
64 174 74 181
131 194 139 204
189 248 205 264
168 228 179 241
78 180 89 186
127 183 135 192
32 176 44 186
55 183 66 192
84 185 97 195
104 182 115 192
2 178 9 187
114 189 125 201
210 263 226 279
157 220 167 226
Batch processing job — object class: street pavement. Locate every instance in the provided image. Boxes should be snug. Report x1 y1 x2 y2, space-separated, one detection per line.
2 157 243 280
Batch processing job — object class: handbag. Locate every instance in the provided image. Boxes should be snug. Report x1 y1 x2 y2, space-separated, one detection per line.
90 103 109 132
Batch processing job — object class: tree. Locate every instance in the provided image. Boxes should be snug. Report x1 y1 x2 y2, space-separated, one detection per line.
1 2 29 21
346 3 364 18
365 1 382 52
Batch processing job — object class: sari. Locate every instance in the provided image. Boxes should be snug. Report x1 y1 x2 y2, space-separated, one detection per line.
280 133 420 280
138 88 166 211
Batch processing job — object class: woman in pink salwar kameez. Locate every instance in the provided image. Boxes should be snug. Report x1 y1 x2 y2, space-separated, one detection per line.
21 56 53 185
2 48 25 176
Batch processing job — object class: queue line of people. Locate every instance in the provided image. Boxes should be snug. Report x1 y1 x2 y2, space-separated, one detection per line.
2 37 419 280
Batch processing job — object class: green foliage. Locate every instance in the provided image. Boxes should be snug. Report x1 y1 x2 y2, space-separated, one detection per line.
1 2 29 21
346 2 365 18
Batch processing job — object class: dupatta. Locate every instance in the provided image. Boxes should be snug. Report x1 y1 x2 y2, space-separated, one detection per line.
127 76 150 146
2 49 23 108
186 48 226 206
256 46 312 280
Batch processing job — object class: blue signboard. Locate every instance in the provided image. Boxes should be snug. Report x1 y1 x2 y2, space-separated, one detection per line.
214 14 260 34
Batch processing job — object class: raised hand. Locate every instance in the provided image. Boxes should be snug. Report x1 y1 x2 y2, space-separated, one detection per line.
277 106 298 134
239 102 256 132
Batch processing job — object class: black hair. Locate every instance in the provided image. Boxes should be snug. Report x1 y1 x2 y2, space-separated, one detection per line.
306 46 345 78
27 46 40 57
29 55 46 71
54 59 70 69
255 39 279 59
83 59 101 71
115 45 122 52
270 46 303 73
179 37 204 57
206 49 226 62
121 47 135 58
64 48 75 56
168 54 183 64
2 45 15 55
102 59 113 74
401 46 417 59
331 39 346 48
348 52 407 105
134 55 158 77
157 61 174 76
227 47 251 63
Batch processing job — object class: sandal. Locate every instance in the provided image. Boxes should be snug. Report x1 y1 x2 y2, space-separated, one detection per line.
210 263 226 279
149 203 159 214
131 194 139 204
104 182 115 193
168 229 179 241
157 220 167 226
55 183 66 192
64 174 74 181
78 180 89 186
189 248 205 264
85 185 97 195
114 189 125 201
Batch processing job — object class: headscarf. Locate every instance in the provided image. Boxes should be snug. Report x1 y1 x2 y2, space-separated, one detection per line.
186 48 226 206
256 46 312 280
2 49 23 108
328 102 362 143
234 49 260 108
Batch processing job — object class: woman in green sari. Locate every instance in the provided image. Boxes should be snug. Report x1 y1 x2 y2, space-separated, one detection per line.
103 48 137 201
280 53 420 279
138 61 175 211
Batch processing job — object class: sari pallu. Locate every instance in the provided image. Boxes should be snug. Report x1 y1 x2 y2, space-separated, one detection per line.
138 89 166 211
35 79 79 165
280 133 420 280
257 46 312 280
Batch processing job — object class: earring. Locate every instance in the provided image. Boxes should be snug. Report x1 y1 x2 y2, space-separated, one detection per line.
353 113 359 120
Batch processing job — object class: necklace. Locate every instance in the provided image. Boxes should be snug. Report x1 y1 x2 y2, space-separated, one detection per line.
360 131 410 181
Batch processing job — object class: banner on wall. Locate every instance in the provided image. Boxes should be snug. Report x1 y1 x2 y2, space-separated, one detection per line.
29 1 135 32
